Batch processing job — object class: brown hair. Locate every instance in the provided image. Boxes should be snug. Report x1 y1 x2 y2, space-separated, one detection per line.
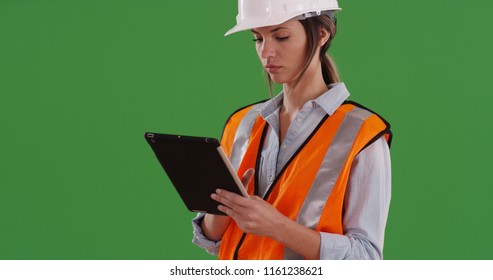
266 15 340 96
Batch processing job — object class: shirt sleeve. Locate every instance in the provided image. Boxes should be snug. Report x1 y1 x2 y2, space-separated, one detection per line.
191 213 222 256
319 136 392 260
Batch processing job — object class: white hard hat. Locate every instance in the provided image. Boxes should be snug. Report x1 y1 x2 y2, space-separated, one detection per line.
225 0 341 36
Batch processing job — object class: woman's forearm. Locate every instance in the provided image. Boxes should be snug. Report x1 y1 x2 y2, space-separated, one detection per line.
274 216 321 260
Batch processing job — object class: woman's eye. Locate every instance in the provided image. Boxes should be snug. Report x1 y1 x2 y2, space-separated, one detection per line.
252 36 288 43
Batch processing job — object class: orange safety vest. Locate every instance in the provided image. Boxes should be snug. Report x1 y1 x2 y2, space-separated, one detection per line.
218 101 392 260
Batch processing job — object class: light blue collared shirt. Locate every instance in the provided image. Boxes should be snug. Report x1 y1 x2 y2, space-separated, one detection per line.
192 82 391 259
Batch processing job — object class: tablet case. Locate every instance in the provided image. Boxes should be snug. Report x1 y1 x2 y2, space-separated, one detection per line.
144 132 248 215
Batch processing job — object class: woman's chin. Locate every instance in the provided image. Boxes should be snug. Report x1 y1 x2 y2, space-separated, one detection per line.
268 75 288 85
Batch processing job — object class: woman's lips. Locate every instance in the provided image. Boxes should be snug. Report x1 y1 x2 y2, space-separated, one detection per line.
265 65 281 73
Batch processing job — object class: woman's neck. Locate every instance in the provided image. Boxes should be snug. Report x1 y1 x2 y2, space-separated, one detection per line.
281 65 328 114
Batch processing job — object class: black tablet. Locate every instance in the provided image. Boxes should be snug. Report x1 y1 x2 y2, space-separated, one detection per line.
144 132 249 215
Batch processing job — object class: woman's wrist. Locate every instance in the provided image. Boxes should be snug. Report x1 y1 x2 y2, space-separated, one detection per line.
271 216 321 259
269 215 292 244
202 213 231 241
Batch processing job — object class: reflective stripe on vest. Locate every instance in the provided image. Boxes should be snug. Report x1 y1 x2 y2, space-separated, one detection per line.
218 103 391 260
228 103 263 171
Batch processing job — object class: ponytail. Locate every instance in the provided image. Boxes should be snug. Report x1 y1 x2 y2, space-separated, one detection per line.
322 54 340 84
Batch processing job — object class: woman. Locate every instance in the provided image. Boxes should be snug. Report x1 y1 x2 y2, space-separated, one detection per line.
192 0 392 260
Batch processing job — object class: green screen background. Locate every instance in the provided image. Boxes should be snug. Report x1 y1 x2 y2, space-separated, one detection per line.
1 0 492 259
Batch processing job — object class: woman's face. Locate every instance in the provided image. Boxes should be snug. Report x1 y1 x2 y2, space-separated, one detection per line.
252 20 307 85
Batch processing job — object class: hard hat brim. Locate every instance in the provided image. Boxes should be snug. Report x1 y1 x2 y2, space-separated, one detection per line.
224 8 341 36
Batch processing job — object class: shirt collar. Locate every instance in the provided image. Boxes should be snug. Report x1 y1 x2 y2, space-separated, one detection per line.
314 82 350 115
258 82 350 118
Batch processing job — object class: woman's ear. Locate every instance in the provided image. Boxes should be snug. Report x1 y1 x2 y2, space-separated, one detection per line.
319 27 331 47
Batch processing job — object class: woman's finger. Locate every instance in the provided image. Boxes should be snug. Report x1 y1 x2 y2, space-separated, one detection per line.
217 204 239 220
215 188 251 207
211 192 235 209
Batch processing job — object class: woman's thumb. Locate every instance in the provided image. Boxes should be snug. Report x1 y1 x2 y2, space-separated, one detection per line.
241 168 255 187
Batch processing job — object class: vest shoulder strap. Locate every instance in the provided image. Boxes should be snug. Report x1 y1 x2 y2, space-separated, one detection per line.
343 100 393 148
220 99 269 158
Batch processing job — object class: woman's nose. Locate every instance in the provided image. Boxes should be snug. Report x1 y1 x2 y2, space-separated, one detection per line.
259 40 275 59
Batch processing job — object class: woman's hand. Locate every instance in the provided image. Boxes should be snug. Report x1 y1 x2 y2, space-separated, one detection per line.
201 168 256 241
211 168 290 240
211 168 321 259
